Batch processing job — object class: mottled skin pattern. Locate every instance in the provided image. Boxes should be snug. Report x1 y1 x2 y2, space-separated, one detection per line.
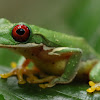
0 18 100 92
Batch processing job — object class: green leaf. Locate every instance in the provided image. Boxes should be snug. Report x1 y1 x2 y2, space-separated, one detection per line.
0 66 100 100
0 94 5 100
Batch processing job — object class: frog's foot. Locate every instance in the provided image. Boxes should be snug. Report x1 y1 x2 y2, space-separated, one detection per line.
87 81 100 93
0 66 40 84
26 75 57 88
0 62 17 79
0 67 27 84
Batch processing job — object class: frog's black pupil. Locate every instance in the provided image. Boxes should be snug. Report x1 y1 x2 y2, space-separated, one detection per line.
16 28 25 35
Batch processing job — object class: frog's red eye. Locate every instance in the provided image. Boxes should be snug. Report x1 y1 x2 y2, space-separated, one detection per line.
12 24 30 42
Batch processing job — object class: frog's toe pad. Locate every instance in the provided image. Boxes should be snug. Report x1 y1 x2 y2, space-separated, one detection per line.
0 72 13 78
18 80 26 84
87 81 100 93
11 62 17 68
39 83 55 88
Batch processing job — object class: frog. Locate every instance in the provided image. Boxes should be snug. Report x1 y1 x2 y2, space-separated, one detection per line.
0 18 100 93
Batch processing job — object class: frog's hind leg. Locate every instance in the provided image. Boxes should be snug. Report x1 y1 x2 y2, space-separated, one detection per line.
25 68 57 88
35 47 82 88
48 47 82 85
87 62 100 93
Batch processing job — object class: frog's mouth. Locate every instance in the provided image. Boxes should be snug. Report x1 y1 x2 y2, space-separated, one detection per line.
0 43 55 54
0 43 43 48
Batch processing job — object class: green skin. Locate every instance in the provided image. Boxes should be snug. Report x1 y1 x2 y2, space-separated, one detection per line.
0 18 100 85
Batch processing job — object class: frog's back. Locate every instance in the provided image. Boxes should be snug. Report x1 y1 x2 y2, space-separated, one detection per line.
30 25 100 61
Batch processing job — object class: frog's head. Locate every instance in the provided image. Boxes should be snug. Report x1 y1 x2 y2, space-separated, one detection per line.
0 18 45 49
0 18 58 51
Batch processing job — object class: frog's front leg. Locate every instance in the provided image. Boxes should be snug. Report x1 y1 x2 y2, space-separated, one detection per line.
0 56 39 84
87 62 100 93
0 57 29 84
38 47 82 88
